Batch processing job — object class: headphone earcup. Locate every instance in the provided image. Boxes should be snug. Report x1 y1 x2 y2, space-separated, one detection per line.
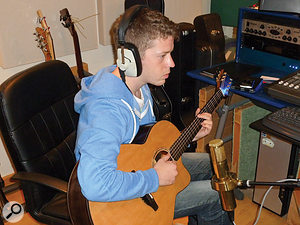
116 43 142 77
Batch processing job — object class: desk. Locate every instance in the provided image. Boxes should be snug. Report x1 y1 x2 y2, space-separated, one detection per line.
187 69 293 109
188 7 300 109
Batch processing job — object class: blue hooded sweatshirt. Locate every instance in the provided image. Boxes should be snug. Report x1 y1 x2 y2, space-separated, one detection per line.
74 65 159 202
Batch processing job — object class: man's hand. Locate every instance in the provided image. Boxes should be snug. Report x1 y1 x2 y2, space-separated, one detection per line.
154 153 178 186
192 111 213 141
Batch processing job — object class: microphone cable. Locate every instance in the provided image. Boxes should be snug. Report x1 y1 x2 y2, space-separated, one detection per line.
252 178 297 225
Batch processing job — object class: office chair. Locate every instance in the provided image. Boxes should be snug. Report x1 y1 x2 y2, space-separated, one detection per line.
0 60 79 225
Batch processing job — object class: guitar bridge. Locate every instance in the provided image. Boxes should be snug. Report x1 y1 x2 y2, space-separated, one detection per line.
141 193 158 211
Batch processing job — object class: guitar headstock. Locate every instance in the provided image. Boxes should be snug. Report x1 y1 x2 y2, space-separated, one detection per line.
215 69 224 91
219 73 232 97
35 10 55 60
60 8 75 36
34 27 51 61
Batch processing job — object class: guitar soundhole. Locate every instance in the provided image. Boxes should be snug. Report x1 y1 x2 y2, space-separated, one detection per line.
152 149 169 166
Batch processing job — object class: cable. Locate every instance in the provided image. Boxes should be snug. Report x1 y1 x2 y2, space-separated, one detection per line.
209 46 213 67
253 178 297 225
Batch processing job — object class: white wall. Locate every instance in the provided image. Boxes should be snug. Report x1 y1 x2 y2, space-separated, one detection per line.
0 0 211 177
0 0 98 69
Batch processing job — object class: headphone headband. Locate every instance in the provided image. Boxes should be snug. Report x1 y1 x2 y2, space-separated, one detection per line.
117 5 147 77
118 5 146 46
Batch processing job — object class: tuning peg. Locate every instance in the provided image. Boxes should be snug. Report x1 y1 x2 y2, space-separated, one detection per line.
61 22 68 28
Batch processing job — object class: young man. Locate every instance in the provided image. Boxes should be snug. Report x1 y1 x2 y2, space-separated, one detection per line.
74 6 231 225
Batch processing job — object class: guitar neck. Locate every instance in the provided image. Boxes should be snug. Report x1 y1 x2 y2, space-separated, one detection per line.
46 35 55 60
170 89 224 160
72 30 84 79
60 7 85 79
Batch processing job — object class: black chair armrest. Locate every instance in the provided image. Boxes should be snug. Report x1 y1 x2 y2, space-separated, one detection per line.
11 172 68 193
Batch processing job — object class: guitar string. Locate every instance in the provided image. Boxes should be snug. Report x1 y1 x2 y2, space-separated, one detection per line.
70 17 87 39
71 13 101 39
171 90 223 160
74 13 101 23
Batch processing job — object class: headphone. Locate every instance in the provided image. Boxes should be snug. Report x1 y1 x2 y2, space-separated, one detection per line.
117 5 146 77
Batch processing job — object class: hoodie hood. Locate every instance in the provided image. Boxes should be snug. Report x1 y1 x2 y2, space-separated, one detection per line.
74 65 133 114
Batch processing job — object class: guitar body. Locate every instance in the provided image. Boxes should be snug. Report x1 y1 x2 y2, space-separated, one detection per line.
89 120 190 225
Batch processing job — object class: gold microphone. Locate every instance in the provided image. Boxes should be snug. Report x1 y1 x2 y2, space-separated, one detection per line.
209 139 238 212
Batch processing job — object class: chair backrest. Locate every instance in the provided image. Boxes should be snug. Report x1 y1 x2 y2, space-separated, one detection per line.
0 60 79 216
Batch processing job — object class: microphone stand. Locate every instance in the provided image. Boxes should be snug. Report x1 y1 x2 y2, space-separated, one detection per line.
212 174 300 225
208 139 300 225
238 179 300 188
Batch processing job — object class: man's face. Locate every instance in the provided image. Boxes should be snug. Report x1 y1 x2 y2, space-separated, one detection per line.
140 36 175 86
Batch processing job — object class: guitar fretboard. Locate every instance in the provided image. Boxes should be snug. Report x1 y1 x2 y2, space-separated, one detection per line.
170 89 223 160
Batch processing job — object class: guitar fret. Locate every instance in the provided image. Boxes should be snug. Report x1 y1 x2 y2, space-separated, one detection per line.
170 89 224 160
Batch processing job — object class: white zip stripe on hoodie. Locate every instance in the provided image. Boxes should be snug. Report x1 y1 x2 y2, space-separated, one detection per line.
121 99 137 144
134 102 149 119
148 99 155 117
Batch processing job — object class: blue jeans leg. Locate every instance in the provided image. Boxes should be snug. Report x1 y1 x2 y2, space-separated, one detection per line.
174 153 231 225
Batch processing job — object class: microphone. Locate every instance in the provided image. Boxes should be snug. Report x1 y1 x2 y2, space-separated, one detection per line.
209 139 238 212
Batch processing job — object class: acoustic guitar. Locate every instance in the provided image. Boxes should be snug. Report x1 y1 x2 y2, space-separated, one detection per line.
69 74 231 225
34 10 55 61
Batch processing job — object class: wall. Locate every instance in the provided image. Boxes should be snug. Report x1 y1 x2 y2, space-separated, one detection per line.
0 0 211 176
98 0 211 45
211 0 257 27
0 0 98 68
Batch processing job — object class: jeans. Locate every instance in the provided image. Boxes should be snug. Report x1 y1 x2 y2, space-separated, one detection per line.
174 153 232 225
